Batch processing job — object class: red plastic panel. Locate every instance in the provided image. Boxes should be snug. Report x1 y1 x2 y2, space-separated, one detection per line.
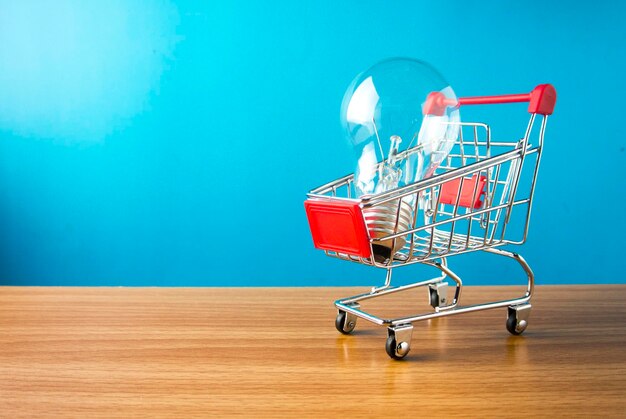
439 175 487 209
304 199 371 258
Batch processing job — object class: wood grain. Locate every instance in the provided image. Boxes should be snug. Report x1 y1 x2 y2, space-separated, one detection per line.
0 285 625 417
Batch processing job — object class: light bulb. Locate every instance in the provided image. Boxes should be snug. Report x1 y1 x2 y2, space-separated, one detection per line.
340 58 460 261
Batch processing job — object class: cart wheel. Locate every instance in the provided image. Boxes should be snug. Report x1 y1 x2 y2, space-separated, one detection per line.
428 287 439 308
385 335 410 360
335 310 356 334
506 311 528 335
428 282 448 309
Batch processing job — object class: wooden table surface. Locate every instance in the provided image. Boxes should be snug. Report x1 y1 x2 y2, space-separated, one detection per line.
1 285 625 417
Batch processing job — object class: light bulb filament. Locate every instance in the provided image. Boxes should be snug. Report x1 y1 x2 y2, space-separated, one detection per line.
375 134 404 194
387 135 402 166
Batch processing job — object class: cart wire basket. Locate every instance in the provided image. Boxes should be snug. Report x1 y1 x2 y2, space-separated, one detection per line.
304 84 556 359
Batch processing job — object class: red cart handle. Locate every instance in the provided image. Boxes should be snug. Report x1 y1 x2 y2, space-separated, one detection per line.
423 84 556 116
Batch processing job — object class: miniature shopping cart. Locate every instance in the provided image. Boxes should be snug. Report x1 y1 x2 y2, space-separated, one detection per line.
304 84 556 359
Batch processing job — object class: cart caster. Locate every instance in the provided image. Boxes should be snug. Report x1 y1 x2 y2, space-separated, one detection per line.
335 305 359 334
506 303 531 335
428 282 448 309
385 324 413 360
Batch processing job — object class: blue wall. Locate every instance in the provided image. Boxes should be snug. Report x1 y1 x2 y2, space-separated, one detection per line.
0 1 624 286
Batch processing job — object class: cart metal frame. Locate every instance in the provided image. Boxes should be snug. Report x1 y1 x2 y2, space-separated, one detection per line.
305 85 556 359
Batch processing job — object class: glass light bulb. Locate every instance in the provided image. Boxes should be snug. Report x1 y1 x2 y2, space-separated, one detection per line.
339 58 460 262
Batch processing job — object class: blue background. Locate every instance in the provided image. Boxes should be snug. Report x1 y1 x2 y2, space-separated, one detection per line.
0 1 624 286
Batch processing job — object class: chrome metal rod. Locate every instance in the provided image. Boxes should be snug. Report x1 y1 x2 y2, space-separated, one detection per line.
388 295 529 326
483 247 534 298
334 248 534 327
337 274 445 306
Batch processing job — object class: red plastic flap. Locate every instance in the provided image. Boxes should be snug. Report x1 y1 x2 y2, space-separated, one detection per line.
304 199 371 258
439 175 487 209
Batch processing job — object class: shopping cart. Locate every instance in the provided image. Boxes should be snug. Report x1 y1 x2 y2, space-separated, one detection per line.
304 84 556 359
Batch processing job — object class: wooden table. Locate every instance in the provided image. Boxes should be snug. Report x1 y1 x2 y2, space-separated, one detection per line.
1 285 625 417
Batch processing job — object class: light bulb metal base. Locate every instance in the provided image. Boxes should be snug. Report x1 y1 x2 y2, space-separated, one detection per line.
362 198 413 263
